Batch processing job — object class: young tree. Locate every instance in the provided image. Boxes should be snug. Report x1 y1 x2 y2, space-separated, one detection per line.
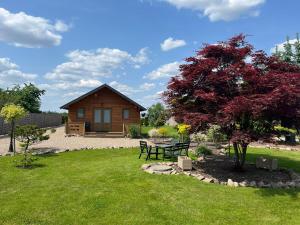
15 125 50 168
164 34 300 170
147 103 168 127
0 104 27 154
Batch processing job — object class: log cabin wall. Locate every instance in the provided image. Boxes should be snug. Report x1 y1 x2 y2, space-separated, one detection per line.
67 87 141 132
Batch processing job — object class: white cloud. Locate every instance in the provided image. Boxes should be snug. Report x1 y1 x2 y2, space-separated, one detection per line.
161 37 186 51
109 81 138 95
39 79 102 91
0 8 70 48
161 0 265 21
144 61 180 80
0 58 37 87
45 47 149 81
140 82 155 90
271 39 298 53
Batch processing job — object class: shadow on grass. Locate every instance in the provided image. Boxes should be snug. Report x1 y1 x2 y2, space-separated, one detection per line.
245 151 300 198
245 151 300 173
16 163 46 170
37 152 59 158
254 186 300 199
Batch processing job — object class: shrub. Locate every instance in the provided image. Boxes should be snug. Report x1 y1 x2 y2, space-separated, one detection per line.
148 128 160 138
15 125 49 168
128 125 140 138
158 127 168 138
206 125 227 143
196 145 212 156
191 132 207 146
177 124 191 142
50 128 56 133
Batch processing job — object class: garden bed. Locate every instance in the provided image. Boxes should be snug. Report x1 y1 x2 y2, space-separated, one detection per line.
142 155 300 188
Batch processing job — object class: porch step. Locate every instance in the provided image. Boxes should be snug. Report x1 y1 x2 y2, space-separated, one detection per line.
84 132 125 138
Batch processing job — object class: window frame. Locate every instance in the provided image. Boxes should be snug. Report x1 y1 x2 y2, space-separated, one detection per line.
123 109 130 120
76 108 85 119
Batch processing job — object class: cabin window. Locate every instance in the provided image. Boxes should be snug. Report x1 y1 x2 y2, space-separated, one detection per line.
77 108 85 119
123 109 129 120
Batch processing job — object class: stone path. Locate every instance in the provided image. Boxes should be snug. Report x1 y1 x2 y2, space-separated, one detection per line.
0 126 152 155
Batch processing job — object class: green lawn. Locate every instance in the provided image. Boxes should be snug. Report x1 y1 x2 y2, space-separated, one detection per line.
0 147 300 225
141 125 179 138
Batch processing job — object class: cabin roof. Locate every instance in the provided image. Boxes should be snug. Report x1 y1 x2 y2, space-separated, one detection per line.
60 83 146 111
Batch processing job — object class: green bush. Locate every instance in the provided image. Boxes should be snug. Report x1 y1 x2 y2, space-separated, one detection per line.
15 125 49 168
50 128 56 133
206 125 227 143
129 125 140 138
196 145 212 156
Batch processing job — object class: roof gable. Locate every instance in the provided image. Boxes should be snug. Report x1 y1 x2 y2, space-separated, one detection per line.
60 84 146 111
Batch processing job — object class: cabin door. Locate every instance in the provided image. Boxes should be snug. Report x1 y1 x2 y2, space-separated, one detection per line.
93 108 112 132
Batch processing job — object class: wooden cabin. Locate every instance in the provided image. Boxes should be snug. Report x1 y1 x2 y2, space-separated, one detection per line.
60 84 146 137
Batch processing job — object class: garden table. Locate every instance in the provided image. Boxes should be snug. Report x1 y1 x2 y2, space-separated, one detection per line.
154 144 174 160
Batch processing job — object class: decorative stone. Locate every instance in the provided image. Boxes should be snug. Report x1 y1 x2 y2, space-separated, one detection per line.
183 171 191 176
277 181 284 188
197 156 204 161
257 181 265 187
227 179 235 187
203 178 214 183
141 164 150 170
249 181 257 187
196 175 205 181
287 181 296 188
270 182 279 189
256 157 278 171
178 156 192 171
150 165 172 172
239 181 248 187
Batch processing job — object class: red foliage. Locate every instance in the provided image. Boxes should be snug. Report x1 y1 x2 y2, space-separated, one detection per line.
164 34 300 144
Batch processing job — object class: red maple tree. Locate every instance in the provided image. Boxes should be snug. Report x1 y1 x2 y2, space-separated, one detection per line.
164 34 300 170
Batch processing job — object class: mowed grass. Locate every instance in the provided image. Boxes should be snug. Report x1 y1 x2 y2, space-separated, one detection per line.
0 148 300 225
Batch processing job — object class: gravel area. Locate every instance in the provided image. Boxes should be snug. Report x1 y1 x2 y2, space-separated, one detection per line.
0 126 151 155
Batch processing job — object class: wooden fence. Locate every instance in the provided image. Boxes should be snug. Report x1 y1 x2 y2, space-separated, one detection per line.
0 113 62 135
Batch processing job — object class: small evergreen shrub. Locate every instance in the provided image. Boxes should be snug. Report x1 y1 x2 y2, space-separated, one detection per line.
196 145 212 156
129 125 140 138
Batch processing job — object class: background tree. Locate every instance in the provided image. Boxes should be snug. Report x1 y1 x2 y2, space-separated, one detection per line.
294 33 300 64
282 36 293 63
274 34 300 142
147 103 168 127
164 34 300 170
0 83 45 112
0 104 27 154
15 125 50 168
11 83 45 113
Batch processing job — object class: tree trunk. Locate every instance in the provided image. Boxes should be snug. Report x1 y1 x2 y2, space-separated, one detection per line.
233 142 248 171
8 121 14 153
13 120 16 155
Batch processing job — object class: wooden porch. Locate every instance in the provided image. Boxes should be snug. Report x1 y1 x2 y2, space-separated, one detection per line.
65 122 141 138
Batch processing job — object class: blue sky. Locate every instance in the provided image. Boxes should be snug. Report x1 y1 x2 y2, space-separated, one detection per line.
0 0 299 111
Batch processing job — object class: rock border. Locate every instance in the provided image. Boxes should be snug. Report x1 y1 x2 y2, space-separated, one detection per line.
141 162 300 189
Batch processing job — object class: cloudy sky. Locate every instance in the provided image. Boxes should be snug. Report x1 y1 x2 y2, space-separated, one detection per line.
0 0 298 111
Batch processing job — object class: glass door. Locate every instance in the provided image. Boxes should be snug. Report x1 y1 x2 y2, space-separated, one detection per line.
94 108 111 132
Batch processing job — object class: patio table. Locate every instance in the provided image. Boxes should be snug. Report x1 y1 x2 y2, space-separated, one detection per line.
154 144 174 160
